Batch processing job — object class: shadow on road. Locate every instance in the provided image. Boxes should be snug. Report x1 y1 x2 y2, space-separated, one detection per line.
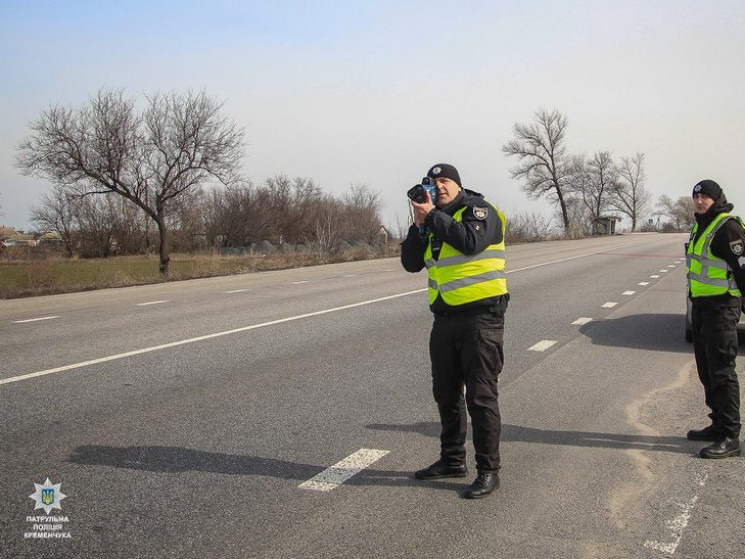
367 422 696 455
66 445 460 490
579 313 692 353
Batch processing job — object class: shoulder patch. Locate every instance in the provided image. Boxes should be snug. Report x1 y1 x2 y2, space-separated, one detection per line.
730 239 744 256
473 206 489 220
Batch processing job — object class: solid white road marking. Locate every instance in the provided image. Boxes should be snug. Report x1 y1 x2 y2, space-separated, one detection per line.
571 318 593 325
12 316 60 324
644 473 708 555
602 302 618 308
0 290 426 386
136 300 169 306
299 449 389 491
1 242 667 386
622 291 636 296
638 282 650 286
528 340 557 352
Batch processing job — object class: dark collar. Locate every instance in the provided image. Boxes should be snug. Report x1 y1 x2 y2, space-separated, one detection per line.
437 190 465 216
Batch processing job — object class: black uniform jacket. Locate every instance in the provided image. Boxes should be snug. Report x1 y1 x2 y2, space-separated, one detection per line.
690 197 745 307
400 188 508 315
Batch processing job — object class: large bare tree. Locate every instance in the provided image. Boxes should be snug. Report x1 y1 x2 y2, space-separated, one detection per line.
609 152 650 231
502 109 574 235
17 89 245 275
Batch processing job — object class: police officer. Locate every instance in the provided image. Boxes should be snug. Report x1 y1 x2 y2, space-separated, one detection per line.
401 163 508 498
686 179 745 458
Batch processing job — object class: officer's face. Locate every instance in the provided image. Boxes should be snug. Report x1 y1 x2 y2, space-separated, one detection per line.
693 193 715 214
434 177 461 207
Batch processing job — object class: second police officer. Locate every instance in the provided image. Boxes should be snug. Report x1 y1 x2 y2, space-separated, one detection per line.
686 179 745 458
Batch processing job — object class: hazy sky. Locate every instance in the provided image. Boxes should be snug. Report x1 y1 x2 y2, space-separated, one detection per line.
1 0 744 233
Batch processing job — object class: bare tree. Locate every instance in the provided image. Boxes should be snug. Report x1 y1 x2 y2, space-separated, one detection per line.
580 151 618 220
506 210 559 242
561 195 594 238
609 152 650 231
656 195 695 231
74 194 120 257
31 186 78 257
16 89 245 276
342 182 383 243
503 109 574 235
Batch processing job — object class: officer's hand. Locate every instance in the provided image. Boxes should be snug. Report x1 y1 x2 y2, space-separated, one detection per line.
411 192 435 227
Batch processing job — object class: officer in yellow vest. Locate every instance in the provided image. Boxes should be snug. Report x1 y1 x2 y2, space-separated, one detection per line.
401 163 508 498
686 179 745 459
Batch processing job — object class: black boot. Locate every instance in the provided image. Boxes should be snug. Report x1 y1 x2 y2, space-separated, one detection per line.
463 472 499 499
414 460 468 480
699 437 741 459
687 424 725 441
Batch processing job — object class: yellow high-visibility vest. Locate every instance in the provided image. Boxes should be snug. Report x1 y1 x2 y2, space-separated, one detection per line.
424 203 508 306
687 212 742 298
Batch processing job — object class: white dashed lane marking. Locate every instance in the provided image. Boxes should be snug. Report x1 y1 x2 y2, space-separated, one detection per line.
528 340 557 352
299 449 389 491
292 281 310 284
224 288 250 293
12 316 61 324
650 275 660 279
602 302 618 308
638 282 650 286
623 291 636 296
571 318 593 325
659 269 669 273
136 300 169 307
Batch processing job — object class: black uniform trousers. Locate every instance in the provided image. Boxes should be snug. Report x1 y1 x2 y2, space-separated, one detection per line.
691 303 741 438
429 309 504 473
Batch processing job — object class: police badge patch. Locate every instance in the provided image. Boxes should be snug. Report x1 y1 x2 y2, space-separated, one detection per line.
730 239 744 256
473 206 489 220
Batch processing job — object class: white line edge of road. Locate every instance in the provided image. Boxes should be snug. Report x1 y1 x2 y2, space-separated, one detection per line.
1 240 664 386
1 290 425 386
11 316 60 324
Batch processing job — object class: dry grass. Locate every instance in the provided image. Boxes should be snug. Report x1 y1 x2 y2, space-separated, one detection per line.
0 244 400 299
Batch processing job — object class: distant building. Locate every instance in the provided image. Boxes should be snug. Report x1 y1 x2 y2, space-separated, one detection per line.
0 226 39 247
0 226 20 243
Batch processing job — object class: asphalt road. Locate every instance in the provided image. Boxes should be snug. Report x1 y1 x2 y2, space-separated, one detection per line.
2 233 743 559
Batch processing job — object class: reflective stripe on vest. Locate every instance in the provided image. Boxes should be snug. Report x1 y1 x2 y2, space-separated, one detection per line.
424 203 508 306
686 213 742 297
